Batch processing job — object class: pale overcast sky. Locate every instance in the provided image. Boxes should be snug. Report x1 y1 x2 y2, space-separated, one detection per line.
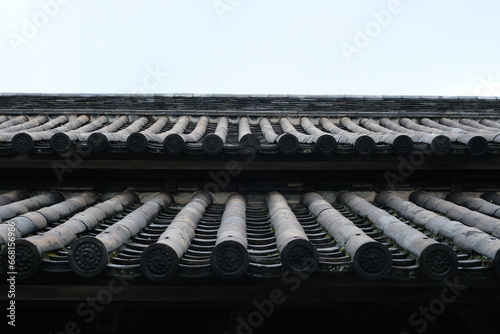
0 0 499 96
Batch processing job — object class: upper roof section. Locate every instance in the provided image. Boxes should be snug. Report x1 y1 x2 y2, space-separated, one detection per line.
0 94 499 160
1 93 500 117
1 114 500 157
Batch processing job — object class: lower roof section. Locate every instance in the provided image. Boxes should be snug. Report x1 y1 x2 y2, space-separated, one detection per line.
2 188 500 284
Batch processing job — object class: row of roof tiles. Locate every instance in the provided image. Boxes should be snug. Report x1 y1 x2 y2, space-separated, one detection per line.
1 115 500 156
2 93 500 99
2 189 500 282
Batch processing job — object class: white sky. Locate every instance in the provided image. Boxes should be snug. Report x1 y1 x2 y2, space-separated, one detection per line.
0 0 499 96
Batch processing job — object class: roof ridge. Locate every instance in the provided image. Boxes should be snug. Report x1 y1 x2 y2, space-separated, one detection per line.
0 93 498 100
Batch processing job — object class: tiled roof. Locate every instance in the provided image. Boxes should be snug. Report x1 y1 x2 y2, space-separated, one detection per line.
0 94 498 157
0 114 499 157
3 94 499 333
3 189 500 282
